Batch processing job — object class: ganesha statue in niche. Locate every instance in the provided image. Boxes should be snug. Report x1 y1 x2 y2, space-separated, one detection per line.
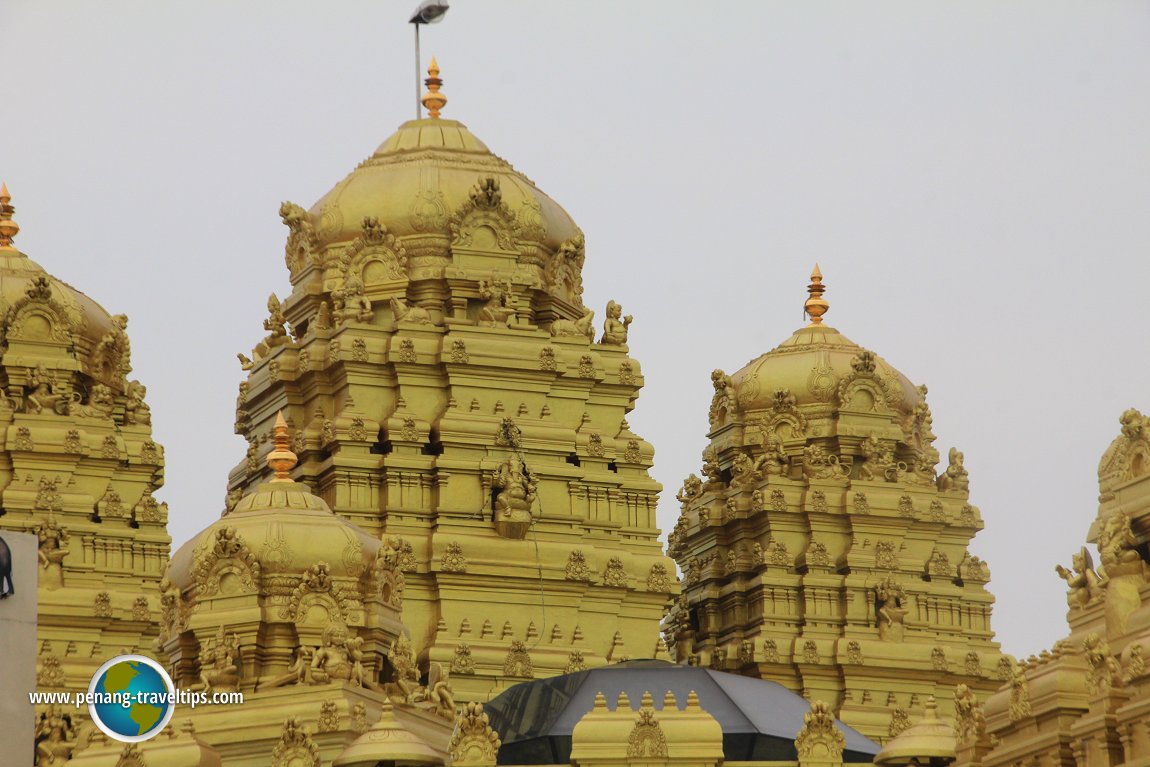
492 454 538 539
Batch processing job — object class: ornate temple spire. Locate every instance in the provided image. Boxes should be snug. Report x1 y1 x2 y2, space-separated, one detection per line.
804 264 828 326
422 57 447 118
0 182 20 250
266 411 298 482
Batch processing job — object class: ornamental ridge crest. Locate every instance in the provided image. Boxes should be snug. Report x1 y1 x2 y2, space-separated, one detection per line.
449 702 502 766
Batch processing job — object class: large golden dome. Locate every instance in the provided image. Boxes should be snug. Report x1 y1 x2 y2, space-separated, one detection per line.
307 118 580 252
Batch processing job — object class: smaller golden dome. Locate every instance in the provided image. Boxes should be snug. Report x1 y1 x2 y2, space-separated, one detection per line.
874 697 956 767
730 269 920 418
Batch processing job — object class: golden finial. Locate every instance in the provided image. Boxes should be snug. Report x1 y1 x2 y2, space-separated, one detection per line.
803 264 829 326
0 182 20 249
266 411 298 482
421 57 447 118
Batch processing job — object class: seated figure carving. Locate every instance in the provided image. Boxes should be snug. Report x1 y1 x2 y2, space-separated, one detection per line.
492 454 538 539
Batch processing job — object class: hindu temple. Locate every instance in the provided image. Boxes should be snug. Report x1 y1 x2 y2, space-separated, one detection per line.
8 42 1150 767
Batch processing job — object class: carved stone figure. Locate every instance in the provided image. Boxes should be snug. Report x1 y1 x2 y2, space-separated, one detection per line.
760 434 787 476
598 300 632 345
730 452 763 490
477 280 516 327
1083 632 1122 695
124 380 152 425
491 454 537 539
310 623 366 687
708 369 735 425
875 577 908 641
94 313 132 380
25 364 71 415
35 515 69 589
199 626 240 693
1097 510 1143 575
1055 547 1104 608
544 232 586 305
802 444 849 481
390 296 431 324
858 435 892 482
34 705 77 767
386 633 419 701
426 662 455 719
262 294 289 348
549 309 594 340
937 447 970 493
1008 663 1031 721
676 474 703 506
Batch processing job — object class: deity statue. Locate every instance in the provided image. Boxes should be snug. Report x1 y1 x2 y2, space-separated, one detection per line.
708 370 735 425
263 294 289 347
34 705 76 767
25 364 77 416
875 577 909 641
426 662 455 720
545 233 586 304
858 435 891 482
676 474 703 505
1056 547 1104 609
477 280 516 327
199 626 240 693
387 634 419 702
335 274 373 323
35 516 69 590
492 454 538 538
310 623 366 686
701 445 722 489
124 380 151 425
598 300 632 345
937 447 970 493
760 433 788 476
315 299 332 330
158 575 187 642
1097 511 1143 576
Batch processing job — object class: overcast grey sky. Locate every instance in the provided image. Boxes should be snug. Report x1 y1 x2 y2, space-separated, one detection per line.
3 1 1148 659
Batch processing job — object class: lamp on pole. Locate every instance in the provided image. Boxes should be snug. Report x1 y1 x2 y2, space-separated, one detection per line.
409 1 450 119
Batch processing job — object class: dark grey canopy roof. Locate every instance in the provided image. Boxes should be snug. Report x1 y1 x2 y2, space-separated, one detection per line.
484 660 879 765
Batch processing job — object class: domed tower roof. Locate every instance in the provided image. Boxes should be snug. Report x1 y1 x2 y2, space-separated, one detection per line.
0 185 128 382
667 268 1004 743
728 265 921 423
308 116 580 255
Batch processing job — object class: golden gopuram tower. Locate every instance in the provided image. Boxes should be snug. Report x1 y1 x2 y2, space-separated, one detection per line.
226 63 677 702
956 409 1150 767
665 268 1007 741
0 186 170 761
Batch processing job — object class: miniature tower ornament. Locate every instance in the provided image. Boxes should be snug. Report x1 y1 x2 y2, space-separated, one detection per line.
0 183 20 249
804 264 829 325
422 57 447 118
266 411 298 482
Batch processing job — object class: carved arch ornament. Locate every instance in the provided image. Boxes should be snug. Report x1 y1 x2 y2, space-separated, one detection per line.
342 216 409 284
192 527 261 597
3 277 78 345
449 176 522 251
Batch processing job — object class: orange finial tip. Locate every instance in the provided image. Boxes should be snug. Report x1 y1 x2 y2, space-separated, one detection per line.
422 56 447 118
0 182 19 248
804 264 829 326
266 410 298 481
